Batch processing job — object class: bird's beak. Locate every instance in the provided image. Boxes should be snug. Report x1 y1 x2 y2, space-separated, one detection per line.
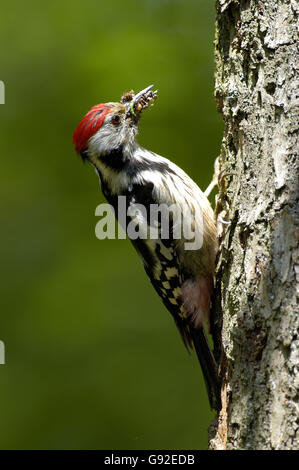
131 85 154 106
123 85 157 119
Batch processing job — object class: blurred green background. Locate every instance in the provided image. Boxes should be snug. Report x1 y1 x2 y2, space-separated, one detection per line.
0 0 223 449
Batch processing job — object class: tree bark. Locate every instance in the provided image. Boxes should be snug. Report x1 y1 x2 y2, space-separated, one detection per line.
210 0 299 450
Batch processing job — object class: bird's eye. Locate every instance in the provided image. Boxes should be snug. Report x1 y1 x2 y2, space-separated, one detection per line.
111 115 120 125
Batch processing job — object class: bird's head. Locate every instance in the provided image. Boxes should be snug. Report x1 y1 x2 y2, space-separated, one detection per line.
73 85 157 161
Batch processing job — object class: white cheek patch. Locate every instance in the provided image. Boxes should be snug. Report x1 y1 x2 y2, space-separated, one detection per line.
89 122 123 156
164 267 178 279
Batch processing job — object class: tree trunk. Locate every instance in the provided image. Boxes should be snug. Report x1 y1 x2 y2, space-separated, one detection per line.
210 0 299 450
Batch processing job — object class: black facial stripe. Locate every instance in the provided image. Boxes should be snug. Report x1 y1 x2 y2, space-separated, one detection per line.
79 149 89 161
100 146 126 171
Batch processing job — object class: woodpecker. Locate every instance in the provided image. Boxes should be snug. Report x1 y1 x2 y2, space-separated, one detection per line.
73 85 220 410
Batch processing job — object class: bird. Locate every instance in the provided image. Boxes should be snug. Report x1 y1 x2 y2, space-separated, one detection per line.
73 85 220 410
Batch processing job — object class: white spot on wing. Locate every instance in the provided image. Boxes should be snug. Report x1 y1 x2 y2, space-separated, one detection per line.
165 267 178 278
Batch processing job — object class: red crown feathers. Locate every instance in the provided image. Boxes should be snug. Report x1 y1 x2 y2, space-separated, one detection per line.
73 103 112 153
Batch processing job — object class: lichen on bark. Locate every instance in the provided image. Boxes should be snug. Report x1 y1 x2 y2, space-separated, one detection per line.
210 0 299 450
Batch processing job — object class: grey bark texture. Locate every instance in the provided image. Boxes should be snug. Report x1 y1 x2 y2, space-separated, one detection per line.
209 0 299 450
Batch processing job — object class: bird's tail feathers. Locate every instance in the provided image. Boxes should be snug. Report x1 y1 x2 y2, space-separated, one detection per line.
190 326 221 410
174 316 221 410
